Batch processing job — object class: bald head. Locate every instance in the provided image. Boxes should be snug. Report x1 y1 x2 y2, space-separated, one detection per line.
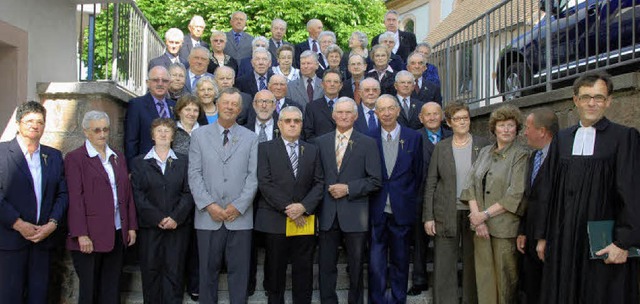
214 66 235 89
419 102 443 132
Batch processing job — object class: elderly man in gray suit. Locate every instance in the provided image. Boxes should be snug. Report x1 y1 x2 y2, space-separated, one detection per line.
224 11 254 61
286 50 324 110
315 97 382 304
189 87 259 304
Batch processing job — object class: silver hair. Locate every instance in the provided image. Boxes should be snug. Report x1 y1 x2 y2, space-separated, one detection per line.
333 97 358 114
306 19 322 29
210 30 226 40
385 10 399 18
394 70 414 82
324 44 343 58
371 44 391 57
189 45 210 58
318 31 336 43
168 62 186 74
359 77 380 89
271 18 287 28
351 31 368 49
375 94 399 108
165 28 184 42
231 11 247 20
196 76 219 98
300 50 318 63
379 31 395 43
189 15 205 26
252 47 272 62
252 36 269 49
279 106 303 121
417 42 432 50
82 110 110 129
407 51 426 63
215 65 236 79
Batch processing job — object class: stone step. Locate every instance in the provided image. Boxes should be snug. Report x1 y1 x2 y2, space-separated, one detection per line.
121 288 433 304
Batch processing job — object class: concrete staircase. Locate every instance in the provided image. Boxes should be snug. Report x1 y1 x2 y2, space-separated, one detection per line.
120 247 434 303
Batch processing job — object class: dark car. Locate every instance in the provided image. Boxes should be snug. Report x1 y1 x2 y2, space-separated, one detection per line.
497 0 640 100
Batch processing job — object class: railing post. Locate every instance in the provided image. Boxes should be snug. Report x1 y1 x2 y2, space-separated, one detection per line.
142 20 149 93
111 3 119 81
544 0 552 92
484 13 491 106
87 12 96 80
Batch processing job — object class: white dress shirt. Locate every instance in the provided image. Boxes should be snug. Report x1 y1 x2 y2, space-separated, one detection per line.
255 118 275 141
85 140 121 230
16 136 42 222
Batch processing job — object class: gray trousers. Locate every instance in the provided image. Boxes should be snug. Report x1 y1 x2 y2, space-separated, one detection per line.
433 210 477 304
197 226 252 304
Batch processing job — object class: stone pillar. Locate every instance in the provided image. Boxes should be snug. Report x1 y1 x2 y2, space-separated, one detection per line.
36 81 135 304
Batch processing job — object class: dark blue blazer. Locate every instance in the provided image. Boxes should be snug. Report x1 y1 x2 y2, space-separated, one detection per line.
412 77 442 105
148 52 188 71
0 139 68 250
235 71 275 99
302 97 336 141
396 96 426 130
370 126 423 226
236 56 254 80
353 104 379 138
124 93 176 164
178 34 210 61
294 40 312 69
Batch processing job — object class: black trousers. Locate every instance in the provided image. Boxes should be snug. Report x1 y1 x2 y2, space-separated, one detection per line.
411 201 431 287
263 233 316 304
185 227 199 295
0 244 50 304
138 227 190 304
71 230 124 304
318 218 367 304
518 238 543 304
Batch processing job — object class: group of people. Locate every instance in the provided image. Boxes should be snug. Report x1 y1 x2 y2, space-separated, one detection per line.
0 8 638 304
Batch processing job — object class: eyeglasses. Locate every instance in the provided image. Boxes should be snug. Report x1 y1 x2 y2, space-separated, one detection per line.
451 116 470 122
255 99 275 105
577 94 608 103
211 39 225 43
149 78 170 84
90 127 110 134
281 118 302 124
20 120 45 127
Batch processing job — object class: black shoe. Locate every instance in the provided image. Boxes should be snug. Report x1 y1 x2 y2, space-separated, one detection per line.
189 293 199 301
407 285 428 296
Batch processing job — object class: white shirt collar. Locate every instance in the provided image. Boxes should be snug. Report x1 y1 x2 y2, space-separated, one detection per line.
143 147 178 161
85 139 116 162
572 123 596 156
16 135 41 157
381 123 401 141
177 121 200 132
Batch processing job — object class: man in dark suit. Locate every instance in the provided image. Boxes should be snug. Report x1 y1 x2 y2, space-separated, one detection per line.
268 74 303 115
407 52 443 105
294 19 323 68
149 28 188 71
516 108 558 304
125 66 176 165
225 11 254 61
0 101 68 303
286 51 324 110
235 47 275 99
316 97 382 304
268 18 292 66
315 31 337 76
237 36 269 79
408 101 453 296
394 70 426 130
256 105 324 304
340 54 367 102
214 66 253 126
371 10 417 62
178 15 209 61
184 46 214 94
303 69 343 140
353 77 381 138
369 94 423 304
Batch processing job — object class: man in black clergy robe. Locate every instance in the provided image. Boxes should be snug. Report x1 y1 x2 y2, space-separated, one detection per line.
537 72 640 304
255 106 324 304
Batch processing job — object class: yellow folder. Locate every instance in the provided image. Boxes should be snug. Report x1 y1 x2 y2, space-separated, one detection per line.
285 215 315 237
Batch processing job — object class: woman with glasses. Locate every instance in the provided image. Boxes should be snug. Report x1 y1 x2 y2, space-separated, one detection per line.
272 44 300 81
65 110 138 304
167 62 188 100
423 102 490 304
131 118 194 304
207 30 238 75
460 104 528 304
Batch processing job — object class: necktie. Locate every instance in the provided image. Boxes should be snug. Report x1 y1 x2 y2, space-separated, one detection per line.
387 133 393 142
335 134 347 170
258 123 267 143
312 40 318 53
234 32 241 45
276 101 282 113
259 76 267 91
328 99 334 112
431 134 439 144
192 74 201 90
223 129 230 146
402 98 410 117
288 142 298 177
414 78 420 94
531 150 543 185
194 40 200 47
156 101 168 118
354 81 361 104
307 78 314 102
276 41 281 48
367 110 377 134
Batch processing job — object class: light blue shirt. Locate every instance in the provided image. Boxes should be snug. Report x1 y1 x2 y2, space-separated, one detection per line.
85 140 121 230
16 136 42 222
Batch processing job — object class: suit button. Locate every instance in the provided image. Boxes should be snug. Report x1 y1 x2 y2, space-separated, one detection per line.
224 179 227 182
487 172 492 175
485 191 490 194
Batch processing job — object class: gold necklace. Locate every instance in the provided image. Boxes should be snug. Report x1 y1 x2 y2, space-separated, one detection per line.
452 134 471 146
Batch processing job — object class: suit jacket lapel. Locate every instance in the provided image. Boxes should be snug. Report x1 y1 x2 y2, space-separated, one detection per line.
277 140 296 180
39 149 49 195
9 139 32 183
339 133 356 174
86 151 110 184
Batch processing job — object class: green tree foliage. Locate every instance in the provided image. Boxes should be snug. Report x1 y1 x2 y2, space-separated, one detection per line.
136 0 387 51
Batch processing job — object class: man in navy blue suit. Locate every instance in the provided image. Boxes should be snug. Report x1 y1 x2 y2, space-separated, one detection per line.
369 94 423 304
235 47 274 99
0 101 68 303
148 28 188 71
125 66 176 165
294 19 323 68
353 77 381 138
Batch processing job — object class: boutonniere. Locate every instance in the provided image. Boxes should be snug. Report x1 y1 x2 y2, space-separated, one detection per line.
232 137 238 144
169 106 174 116
112 154 118 166
411 103 415 110
274 129 280 138
168 158 174 168
42 153 48 166
400 139 405 150
300 145 305 156
348 140 354 150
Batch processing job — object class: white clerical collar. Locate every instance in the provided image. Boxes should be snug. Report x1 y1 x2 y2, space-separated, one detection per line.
572 123 596 156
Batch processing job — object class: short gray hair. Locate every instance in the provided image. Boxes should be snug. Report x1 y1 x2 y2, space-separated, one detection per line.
252 36 269 49
379 31 395 43
351 31 368 49
385 10 399 18
394 70 413 82
307 19 322 29
279 106 303 121
318 31 336 44
333 97 358 114
210 30 226 40
324 44 343 58
189 45 210 58
300 50 318 62
272 18 287 28
417 42 432 50
196 76 219 98
165 28 184 42
168 62 186 74
82 110 110 129
231 11 247 20
252 47 272 62
375 94 399 109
